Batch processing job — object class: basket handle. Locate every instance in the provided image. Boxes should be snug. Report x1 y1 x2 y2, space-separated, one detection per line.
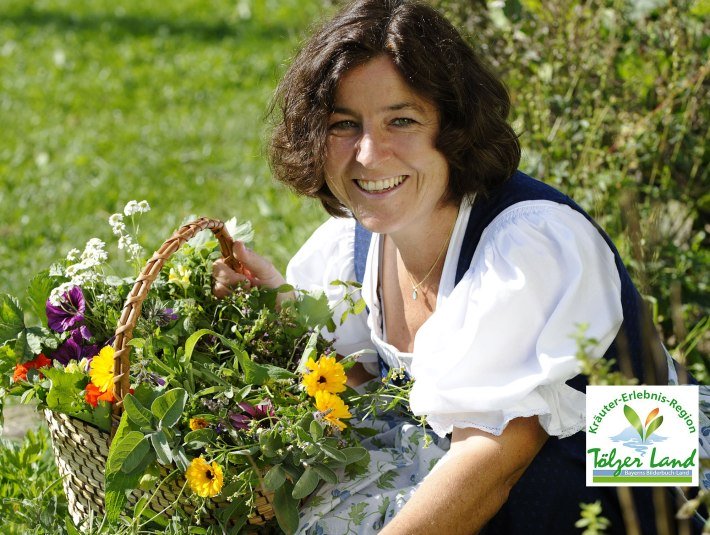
110 217 240 432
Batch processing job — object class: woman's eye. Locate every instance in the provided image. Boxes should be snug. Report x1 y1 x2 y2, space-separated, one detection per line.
391 117 416 127
329 120 358 131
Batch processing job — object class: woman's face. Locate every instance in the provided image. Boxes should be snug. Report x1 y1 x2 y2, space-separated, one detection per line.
324 55 450 237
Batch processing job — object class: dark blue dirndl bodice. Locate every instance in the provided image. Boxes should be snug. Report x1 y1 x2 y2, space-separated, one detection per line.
353 171 698 534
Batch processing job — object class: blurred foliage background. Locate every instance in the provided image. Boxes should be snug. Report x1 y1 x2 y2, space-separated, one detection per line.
0 0 330 297
0 0 707 376
431 0 709 379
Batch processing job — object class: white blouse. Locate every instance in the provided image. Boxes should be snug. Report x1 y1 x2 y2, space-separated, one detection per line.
286 200 623 439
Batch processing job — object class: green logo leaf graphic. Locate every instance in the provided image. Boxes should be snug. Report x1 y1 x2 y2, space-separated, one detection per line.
624 405 664 442
644 415 663 441
623 405 644 440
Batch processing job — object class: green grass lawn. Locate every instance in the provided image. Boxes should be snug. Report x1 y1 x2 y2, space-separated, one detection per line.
0 0 333 302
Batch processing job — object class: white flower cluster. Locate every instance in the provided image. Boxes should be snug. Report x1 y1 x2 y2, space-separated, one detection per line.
123 200 150 217
49 200 151 305
109 200 151 261
50 238 109 304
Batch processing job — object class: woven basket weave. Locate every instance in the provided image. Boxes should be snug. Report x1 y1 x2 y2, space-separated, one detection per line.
44 217 275 529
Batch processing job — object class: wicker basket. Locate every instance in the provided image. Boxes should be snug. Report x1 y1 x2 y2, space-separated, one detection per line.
43 217 275 529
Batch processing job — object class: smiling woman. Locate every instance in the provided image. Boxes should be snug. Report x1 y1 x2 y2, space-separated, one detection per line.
323 56 451 239
212 0 705 533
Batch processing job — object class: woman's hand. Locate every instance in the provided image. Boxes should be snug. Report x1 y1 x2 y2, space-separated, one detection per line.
212 241 295 304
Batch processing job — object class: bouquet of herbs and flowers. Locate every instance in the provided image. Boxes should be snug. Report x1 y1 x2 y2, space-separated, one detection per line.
0 201 370 534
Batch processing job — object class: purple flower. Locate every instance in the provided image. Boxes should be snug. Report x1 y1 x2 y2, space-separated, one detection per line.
215 422 228 435
155 307 179 327
52 328 98 365
229 400 275 430
77 325 93 341
150 372 166 386
46 286 86 333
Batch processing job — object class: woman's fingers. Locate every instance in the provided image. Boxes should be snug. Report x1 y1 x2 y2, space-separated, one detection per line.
231 241 287 289
212 258 250 297
212 242 295 306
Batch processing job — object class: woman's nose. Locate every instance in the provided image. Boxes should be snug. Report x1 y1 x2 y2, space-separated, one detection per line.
355 129 390 168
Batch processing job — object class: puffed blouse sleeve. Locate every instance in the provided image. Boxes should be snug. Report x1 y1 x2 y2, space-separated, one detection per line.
286 217 378 367
410 201 623 439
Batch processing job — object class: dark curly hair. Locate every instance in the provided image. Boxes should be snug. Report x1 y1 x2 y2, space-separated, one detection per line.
268 0 520 217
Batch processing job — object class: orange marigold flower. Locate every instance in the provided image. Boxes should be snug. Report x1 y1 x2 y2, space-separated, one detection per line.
185 457 224 498
12 353 52 382
85 382 115 408
12 363 29 383
189 417 209 431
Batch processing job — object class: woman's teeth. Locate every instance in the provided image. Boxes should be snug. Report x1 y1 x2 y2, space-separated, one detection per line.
356 175 406 193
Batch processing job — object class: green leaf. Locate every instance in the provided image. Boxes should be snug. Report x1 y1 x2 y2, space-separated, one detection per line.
226 445 260 460
299 411 315 432
150 429 173 465
91 402 112 432
183 328 217 362
14 326 49 360
120 435 151 473
13 331 32 361
106 429 149 473
312 463 338 485
273 481 299 535
174 446 189 471
263 464 287 491
183 428 216 449
292 467 320 499
309 419 323 441
320 444 347 463
133 382 161 408
123 393 153 429
352 298 366 315
150 388 188 428
43 368 87 415
340 447 368 465
259 430 283 458
194 385 229 398
105 417 135 476
105 470 146 523
297 331 320 373
296 290 333 329
263 364 296 381
26 271 57 326
623 405 644 440
645 416 664 441
0 294 25 344
238 354 271 385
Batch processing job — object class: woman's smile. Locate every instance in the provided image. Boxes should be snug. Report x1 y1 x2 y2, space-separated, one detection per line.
355 175 408 194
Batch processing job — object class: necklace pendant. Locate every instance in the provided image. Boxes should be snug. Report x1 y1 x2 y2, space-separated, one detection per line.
412 289 418 300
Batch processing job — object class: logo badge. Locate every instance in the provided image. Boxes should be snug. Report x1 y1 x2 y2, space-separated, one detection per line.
586 386 699 486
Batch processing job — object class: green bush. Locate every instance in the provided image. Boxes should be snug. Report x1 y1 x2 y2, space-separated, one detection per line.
433 0 709 378
0 427 70 534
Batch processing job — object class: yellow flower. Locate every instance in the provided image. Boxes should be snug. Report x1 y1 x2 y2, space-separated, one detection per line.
168 265 191 287
302 355 347 398
189 417 209 431
185 457 224 498
89 346 114 393
314 391 352 431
